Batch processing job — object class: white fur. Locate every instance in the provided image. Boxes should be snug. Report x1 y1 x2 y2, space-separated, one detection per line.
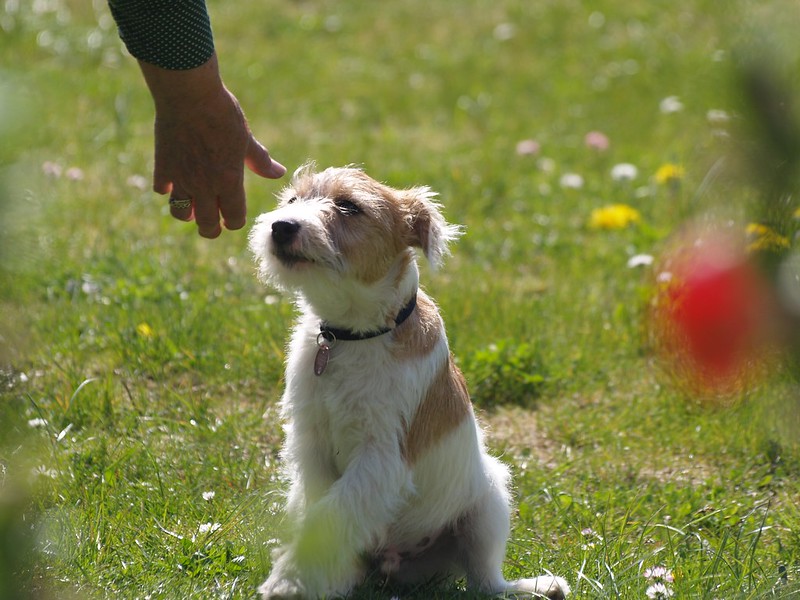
249 167 569 599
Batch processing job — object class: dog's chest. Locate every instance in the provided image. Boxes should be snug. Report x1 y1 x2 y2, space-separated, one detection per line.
289 335 414 471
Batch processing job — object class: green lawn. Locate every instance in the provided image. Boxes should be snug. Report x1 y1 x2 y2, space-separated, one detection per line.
2 0 800 598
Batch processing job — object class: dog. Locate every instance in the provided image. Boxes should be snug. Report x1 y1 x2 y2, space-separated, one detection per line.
248 165 570 599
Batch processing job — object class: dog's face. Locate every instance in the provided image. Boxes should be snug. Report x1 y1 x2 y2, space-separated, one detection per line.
249 166 461 292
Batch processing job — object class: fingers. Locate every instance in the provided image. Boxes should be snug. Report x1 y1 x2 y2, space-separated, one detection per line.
192 190 223 239
218 176 247 233
162 177 245 237
155 145 195 222
152 153 172 195
181 141 283 235
245 136 286 180
215 135 284 233
168 184 194 222
154 135 284 238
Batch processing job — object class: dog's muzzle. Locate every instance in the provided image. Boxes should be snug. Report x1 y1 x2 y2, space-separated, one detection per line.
270 219 313 268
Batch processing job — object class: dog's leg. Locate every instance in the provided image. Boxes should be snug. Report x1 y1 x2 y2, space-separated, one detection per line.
263 442 411 599
261 418 342 600
282 423 337 522
458 456 515 594
459 457 570 599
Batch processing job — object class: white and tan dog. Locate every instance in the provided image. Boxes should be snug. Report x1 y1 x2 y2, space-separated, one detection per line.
249 165 569 599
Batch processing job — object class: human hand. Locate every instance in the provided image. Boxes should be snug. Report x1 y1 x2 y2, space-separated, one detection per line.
139 55 286 238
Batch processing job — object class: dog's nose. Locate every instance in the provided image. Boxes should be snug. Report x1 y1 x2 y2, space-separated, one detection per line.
271 220 301 245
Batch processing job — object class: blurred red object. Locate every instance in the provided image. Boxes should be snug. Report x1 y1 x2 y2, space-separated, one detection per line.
649 229 779 399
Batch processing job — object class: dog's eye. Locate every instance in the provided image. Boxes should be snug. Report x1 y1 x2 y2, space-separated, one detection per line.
286 196 297 205
333 197 361 216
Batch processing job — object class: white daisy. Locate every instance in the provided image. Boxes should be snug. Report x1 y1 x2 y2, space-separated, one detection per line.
559 173 584 189
198 522 221 535
646 582 674 598
627 254 654 268
659 96 684 114
611 163 639 182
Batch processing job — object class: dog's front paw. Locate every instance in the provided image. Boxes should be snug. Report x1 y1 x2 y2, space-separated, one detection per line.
505 574 570 599
258 574 306 600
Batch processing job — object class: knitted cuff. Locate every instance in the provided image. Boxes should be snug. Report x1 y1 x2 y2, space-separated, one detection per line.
108 0 215 70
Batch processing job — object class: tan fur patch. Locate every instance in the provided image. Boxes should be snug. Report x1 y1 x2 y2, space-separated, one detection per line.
338 209 406 284
288 168 412 285
391 291 442 361
402 357 473 465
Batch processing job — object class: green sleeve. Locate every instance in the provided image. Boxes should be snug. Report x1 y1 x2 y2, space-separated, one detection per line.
108 0 215 70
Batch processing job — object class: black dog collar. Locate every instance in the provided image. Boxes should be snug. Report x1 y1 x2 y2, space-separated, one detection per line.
314 293 418 376
319 294 418 342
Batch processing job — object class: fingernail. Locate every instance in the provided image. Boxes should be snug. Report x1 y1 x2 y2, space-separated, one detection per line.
270 160 287 178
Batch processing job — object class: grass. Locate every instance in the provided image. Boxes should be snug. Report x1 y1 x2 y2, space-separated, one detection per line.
2 0 800 597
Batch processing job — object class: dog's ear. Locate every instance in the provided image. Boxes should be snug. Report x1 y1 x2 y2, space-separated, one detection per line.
402 187 463 268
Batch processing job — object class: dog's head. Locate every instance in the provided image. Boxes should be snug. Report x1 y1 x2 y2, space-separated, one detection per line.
249 166 462 295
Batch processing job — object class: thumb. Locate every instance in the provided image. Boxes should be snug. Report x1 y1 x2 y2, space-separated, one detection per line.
245 136 286 179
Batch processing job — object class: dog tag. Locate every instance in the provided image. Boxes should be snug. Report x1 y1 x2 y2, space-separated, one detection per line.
314 344 330 376
314 332 333 376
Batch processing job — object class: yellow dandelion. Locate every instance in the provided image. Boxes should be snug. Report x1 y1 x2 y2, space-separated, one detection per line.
136 322 155 338
655 163 684 184
745 223 790 253
589 204 642 229
794 207 800 219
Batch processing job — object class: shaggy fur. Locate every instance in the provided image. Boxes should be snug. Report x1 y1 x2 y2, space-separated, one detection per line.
249 165 569 599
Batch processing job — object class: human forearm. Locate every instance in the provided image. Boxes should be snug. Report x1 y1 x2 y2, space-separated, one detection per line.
138 52 223 110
